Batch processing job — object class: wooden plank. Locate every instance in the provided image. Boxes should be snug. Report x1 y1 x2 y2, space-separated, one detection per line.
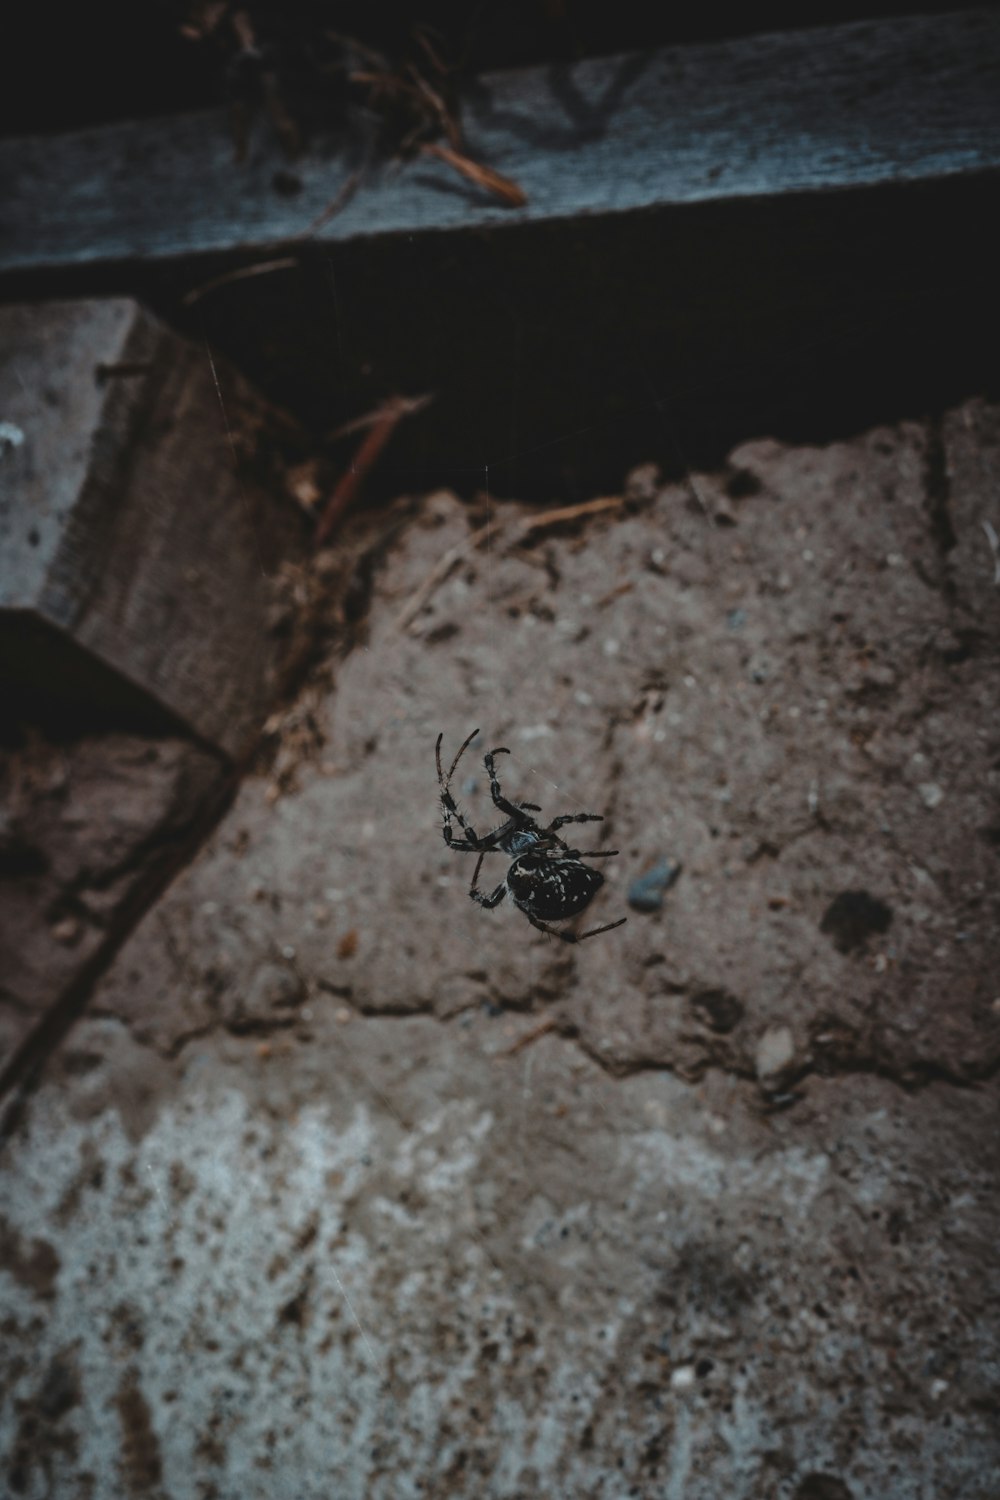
2 13 998 497
2 11 998 273
0 299 307 759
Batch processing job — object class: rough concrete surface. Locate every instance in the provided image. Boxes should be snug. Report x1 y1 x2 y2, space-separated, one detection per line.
0 727 229 1072
2 399 999 1498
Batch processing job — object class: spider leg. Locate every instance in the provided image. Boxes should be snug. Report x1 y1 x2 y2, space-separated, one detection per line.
573 916 628 941
448 727 481 784
437 731 537 854
523 912 627 943
484 746 531 819
437 727 481 786
440 803 527 857
437 729 492 849
472 884 508 910
469 851 507 909
545 812 604 834
439 784 486 850
570 849 620 859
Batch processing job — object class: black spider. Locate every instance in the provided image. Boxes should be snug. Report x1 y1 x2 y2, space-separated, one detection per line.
435 728 627 943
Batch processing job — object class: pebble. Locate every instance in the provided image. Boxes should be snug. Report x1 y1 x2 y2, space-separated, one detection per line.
918 782 944 810
628 859 682 913
755 1025 795 1083
624 462 661 503
51 916 81 946
670 1365 696 1391
244 963 303 1015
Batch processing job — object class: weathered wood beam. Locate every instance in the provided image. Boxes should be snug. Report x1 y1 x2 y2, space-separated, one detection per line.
3 11 998 271
2 12 998 494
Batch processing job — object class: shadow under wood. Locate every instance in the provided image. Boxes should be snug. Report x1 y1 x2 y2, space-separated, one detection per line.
155 171 1000 498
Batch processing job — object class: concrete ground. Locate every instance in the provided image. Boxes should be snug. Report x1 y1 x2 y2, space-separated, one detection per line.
2 400 999 1499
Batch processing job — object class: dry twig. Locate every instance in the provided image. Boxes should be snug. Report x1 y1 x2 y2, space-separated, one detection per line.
394 521 493 631
182 256 299 306
505 1016 559 1055
515 495 624 541
419 142 527 207
315 394 433 547
299 168 364 237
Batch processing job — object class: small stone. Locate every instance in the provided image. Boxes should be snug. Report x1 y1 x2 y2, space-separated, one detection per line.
864 663 897 691
241 963 304 1019
755 1025 795 1084
286 462 322 510
624 462 661 504
749 656 771 684
670 1365 696 1391
628 859 682 913
0 420 26 452
51 916 81 946
918 782 944 810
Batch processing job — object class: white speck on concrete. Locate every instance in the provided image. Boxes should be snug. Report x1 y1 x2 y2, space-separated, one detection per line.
755 1025 796 1083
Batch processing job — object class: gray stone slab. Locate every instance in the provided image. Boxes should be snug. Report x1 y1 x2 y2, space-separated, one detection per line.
2 400 998 1496
2 1015 998 1498
0 298 306 759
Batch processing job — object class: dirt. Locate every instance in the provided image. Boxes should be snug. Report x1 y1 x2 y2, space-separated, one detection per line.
1 398 998 1498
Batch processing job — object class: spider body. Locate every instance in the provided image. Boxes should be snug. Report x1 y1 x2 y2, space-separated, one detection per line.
506 848 605 921
435 728 627 944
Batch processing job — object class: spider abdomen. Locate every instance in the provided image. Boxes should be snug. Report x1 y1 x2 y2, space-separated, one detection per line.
507 855 604 920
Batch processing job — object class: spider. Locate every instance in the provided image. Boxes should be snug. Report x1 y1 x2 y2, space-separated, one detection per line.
435 728 627 943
